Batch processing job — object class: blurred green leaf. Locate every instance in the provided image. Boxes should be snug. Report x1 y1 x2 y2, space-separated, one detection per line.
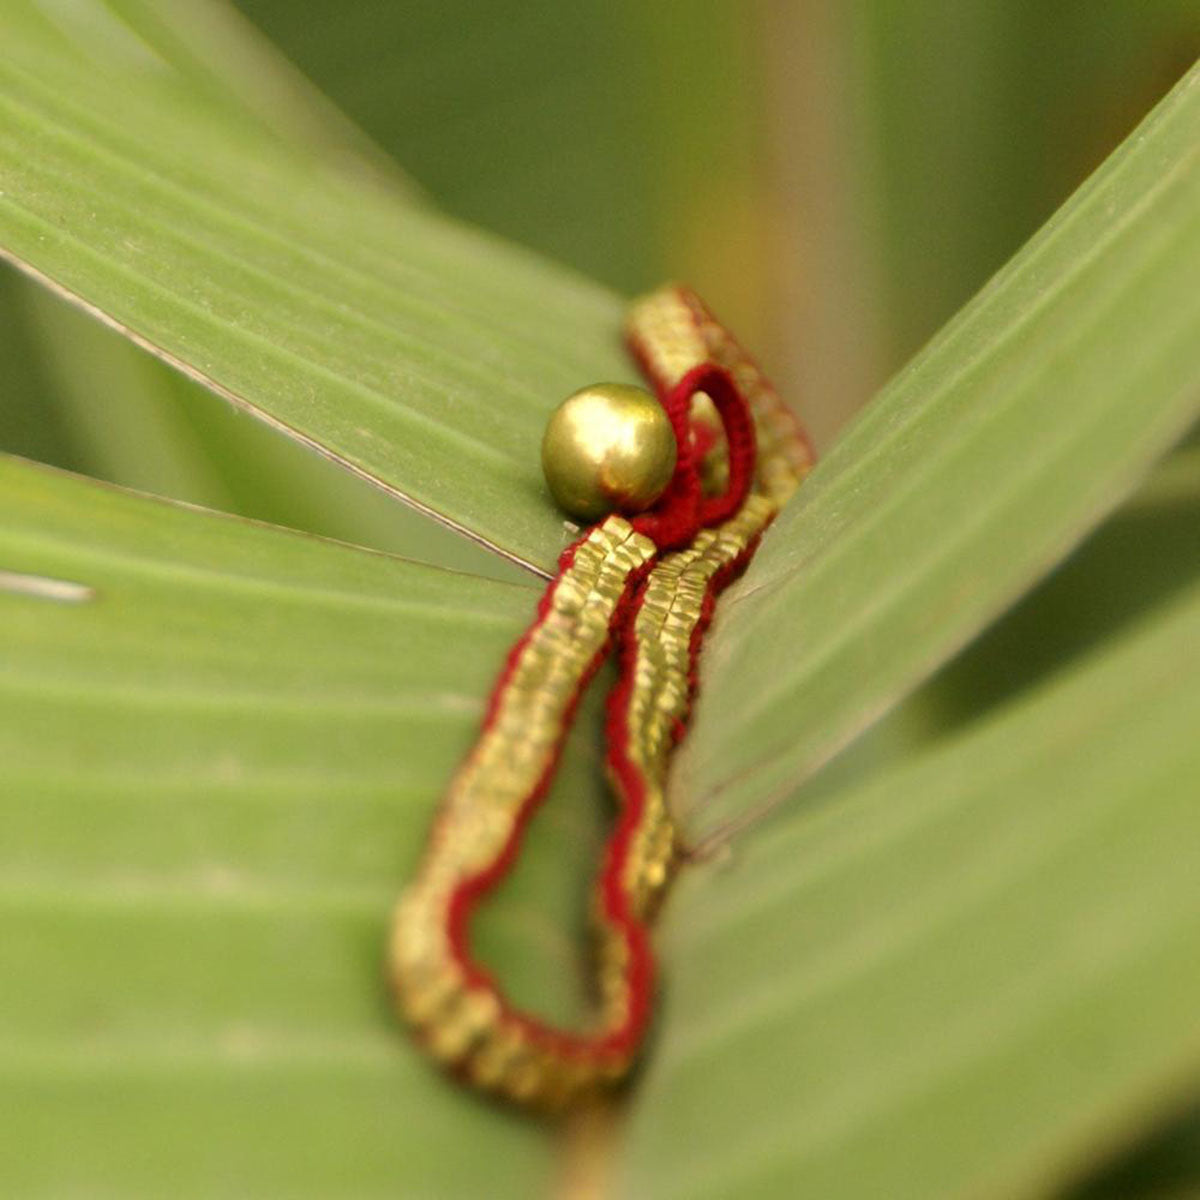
1069 1099 1200 1198
0 0 631 576
621 577 1200 1199
759 2 1200 448
681 64 1200 841
96 0 416 189
0 267 80 469
845 0 1200 368
234 0 662 293
0 453 603 1196
232 0 769 314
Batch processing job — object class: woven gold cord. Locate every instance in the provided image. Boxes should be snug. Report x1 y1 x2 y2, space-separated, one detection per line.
390 285 813 1110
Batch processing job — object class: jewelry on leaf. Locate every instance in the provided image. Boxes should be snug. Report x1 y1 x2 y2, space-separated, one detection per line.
389 284 814 1111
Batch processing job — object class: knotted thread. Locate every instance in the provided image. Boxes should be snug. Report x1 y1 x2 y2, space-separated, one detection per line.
630 363 757 551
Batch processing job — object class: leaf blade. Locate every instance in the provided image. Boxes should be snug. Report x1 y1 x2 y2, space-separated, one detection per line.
622 578 1200 1200
681 64 1200 840
0 454 599 1196
0 2 631 575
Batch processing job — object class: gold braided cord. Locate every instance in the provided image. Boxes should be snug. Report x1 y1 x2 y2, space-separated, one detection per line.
616 493 775 921
390 518 655 1106
613 284 810 923
627 285 814 506
390 285 808 1111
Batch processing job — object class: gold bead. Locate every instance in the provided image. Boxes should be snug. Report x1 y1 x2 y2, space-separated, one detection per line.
541 383 677 522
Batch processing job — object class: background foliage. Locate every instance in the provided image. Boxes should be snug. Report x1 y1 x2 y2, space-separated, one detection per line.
0 2 1197 1197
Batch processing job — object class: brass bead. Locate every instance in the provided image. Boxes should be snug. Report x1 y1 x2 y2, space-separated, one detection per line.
541 384 677 522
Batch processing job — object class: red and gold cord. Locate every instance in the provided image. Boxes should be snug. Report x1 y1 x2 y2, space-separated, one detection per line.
389 285 813 1110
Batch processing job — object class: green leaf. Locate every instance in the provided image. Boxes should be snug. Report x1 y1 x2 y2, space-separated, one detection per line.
680 63 1200 841
12 271 525 579
0 0 631 576
620 577 1200 1200
0 454 602 1196
0 266 80 470
0 4 500 573
1070 1099 1200 1198
918 430 1200 734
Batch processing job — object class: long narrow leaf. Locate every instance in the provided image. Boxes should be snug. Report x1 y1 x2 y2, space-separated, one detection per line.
623 579 1200 1199
0 1 630 575
0 455 598 1196
681 64 1200 841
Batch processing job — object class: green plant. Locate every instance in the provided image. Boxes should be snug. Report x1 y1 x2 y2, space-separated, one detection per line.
0 4 1197 1197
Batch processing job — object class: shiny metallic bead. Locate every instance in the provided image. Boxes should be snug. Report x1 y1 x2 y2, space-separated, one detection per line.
541 383 677 522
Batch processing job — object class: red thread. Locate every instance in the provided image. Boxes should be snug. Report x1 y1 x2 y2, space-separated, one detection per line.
630 363 755 550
